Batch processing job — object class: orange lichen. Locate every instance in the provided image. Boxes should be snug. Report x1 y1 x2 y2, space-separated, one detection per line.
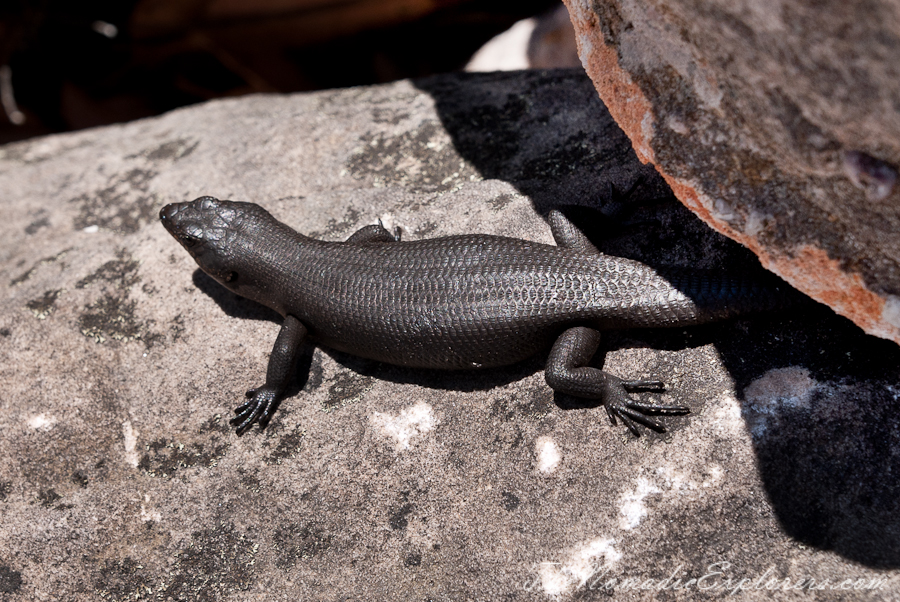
768 246 885 331
567 2 656 164
665 174 894 342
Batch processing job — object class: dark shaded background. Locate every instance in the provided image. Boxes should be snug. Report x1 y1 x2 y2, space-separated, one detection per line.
0 0 558 145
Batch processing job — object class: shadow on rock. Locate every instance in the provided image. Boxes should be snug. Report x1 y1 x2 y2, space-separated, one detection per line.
416 69 900 568
726 310 900 569
193 269 281 323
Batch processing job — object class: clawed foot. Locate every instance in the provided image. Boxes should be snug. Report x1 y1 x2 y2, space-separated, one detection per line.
596 176 665 231
609 174 646 205
602 375 689 436
230 386 280 436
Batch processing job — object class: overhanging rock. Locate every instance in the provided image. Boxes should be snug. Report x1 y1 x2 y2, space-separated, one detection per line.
565 0 900 344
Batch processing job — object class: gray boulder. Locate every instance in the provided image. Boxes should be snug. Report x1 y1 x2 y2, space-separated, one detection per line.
1 70 898 600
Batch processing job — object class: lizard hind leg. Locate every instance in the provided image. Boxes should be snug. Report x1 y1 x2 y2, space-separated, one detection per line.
548 175 662 252
548 209 601 254
544 326 690 436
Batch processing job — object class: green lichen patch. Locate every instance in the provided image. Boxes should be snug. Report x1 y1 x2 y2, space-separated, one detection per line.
70 169 160 234
75 250 163 346
263 427 305 465
346 121 480 192
94 524 255 602
0 564 23 594
0 481 12 501
272 522 332 568
137 436 230 478
158 524 256 600
10 248 71 286
76 249 140 290
94 557 153 602
137 138 199 162
322 372 375 410
78 293 145 343
26 289 63 320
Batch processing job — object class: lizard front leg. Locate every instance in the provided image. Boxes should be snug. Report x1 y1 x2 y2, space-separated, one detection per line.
544 326 689 435
344 220 401 244
231 315 307 435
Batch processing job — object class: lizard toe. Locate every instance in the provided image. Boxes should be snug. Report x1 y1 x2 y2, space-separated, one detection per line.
602 375 688 435
230 387 278 435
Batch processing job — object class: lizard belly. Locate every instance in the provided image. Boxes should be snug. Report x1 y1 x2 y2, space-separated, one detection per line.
309 306 564 369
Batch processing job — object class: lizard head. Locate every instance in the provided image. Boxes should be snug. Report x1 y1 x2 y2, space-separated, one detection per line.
160 196 285 306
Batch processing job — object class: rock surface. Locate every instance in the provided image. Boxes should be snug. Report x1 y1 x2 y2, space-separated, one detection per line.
564 0 900 345
1 70 899 600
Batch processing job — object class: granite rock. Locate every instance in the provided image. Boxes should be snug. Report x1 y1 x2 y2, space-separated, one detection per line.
1 70 899 600
564 0 900 345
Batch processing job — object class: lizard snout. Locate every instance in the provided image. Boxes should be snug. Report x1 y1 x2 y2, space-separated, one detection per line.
159 202 187 235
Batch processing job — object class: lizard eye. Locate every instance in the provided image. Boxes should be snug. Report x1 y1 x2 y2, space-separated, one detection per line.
182 234 201 248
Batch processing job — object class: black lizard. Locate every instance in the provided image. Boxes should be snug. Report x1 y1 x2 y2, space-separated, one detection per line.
160 195 799 436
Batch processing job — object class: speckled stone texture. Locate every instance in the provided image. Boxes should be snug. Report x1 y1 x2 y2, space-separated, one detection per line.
1 70 899 600
564 0 900 345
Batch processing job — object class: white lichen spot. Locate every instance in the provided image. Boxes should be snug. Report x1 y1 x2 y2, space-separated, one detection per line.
27 413 57 430
371 402 436 451
666 115 689 136
578 33 592 57
742 367 818 439
535 436 560 473
744 209 772 237
620 477 661 530
122 420 139 467
82 225 99 233
711 196 737 222
140 494 161 522
656 465 691 492
694 71 724 110
538 538 621 596
638 112 656 162
882 295 900 331
711 392 745 436
702 465 724 488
